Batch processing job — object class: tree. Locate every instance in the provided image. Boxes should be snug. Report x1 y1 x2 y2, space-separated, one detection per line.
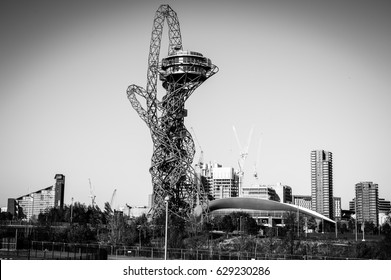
0 212 12 221
71 202 89 224
348 217 356 233
221 215 235 233
210 216 224 231
38 207 65 225
246 217 260 235
307 216 317 232
364 221 376 235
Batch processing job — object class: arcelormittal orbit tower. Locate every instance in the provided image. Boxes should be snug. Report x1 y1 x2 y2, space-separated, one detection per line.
127 5 218 219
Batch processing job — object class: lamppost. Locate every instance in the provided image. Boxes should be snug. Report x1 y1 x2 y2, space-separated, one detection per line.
137 225 142 249
355 198 358 241
362 223 365 242
30 193 34 221
297 207 300 238
70 197 74 224
164 196 169 260
305 216 308 238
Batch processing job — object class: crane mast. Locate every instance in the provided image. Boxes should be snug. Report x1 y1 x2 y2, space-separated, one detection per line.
127 5 218 219
88 178 96 208
232 126 254 196
110 189 117 210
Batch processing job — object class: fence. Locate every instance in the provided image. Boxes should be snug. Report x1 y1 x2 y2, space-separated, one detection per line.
0 241 366 260
0 241 108 260
111 245 362 260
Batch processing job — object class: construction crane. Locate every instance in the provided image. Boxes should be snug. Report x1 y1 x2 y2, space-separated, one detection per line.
125 203 132 216
191 127 204 170
232 125 254 196
110 189 117 210
88 178 96 207
253 133 263 184
127 5 218 220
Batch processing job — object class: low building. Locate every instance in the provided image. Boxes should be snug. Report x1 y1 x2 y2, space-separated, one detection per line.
128 206 149 217
274 183 293 204
207 197 335 226
242 185 279 201
378 198 390 226
379 198 391 214
7 174 65 220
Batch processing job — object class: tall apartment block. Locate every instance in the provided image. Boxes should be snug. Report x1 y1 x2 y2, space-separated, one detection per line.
355 181 379 227
311 150 333 219
349 198 355 212
334 197 341 220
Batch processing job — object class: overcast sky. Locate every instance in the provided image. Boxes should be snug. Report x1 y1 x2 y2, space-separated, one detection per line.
1 0 390 210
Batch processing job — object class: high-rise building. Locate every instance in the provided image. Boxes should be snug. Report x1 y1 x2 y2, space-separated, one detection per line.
311 150 333 219
7 174 65 220
293 195 312 210
202 163 239 200
334 197 342 220
349 198 355 212
54 174 65 209
355 181 379 227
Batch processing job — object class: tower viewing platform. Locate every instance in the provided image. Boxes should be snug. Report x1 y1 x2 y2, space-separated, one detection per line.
160 49 213 88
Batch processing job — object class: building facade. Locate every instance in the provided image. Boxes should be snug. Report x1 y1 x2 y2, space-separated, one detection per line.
293 195 312 210
241 185 279 201
271 183 292 204
355 181 379 227
379 198 391 214
7 174 65 220
378 198 390 226
333 197 341 220
311 150 333 219
349 198 355 212
202 163 239 200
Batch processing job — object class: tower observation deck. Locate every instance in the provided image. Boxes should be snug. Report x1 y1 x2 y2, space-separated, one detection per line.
127 5 218 220
160 50 213 88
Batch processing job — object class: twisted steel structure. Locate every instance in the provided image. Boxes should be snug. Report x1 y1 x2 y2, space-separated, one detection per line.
127 5 218 219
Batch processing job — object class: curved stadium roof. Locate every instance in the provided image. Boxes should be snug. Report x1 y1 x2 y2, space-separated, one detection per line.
208 197 335 223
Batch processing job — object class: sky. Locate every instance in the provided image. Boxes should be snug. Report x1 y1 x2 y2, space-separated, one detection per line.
1 0 390 211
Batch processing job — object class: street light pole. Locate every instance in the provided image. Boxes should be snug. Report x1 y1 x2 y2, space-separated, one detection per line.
305 216 308 238
164 196 169 260
297 207 300 238
70 197 74 224
355 198 358 241
362 223 365 242
138 226 142 248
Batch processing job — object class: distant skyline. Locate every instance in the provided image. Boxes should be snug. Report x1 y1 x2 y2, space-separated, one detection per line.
1 0 391 211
